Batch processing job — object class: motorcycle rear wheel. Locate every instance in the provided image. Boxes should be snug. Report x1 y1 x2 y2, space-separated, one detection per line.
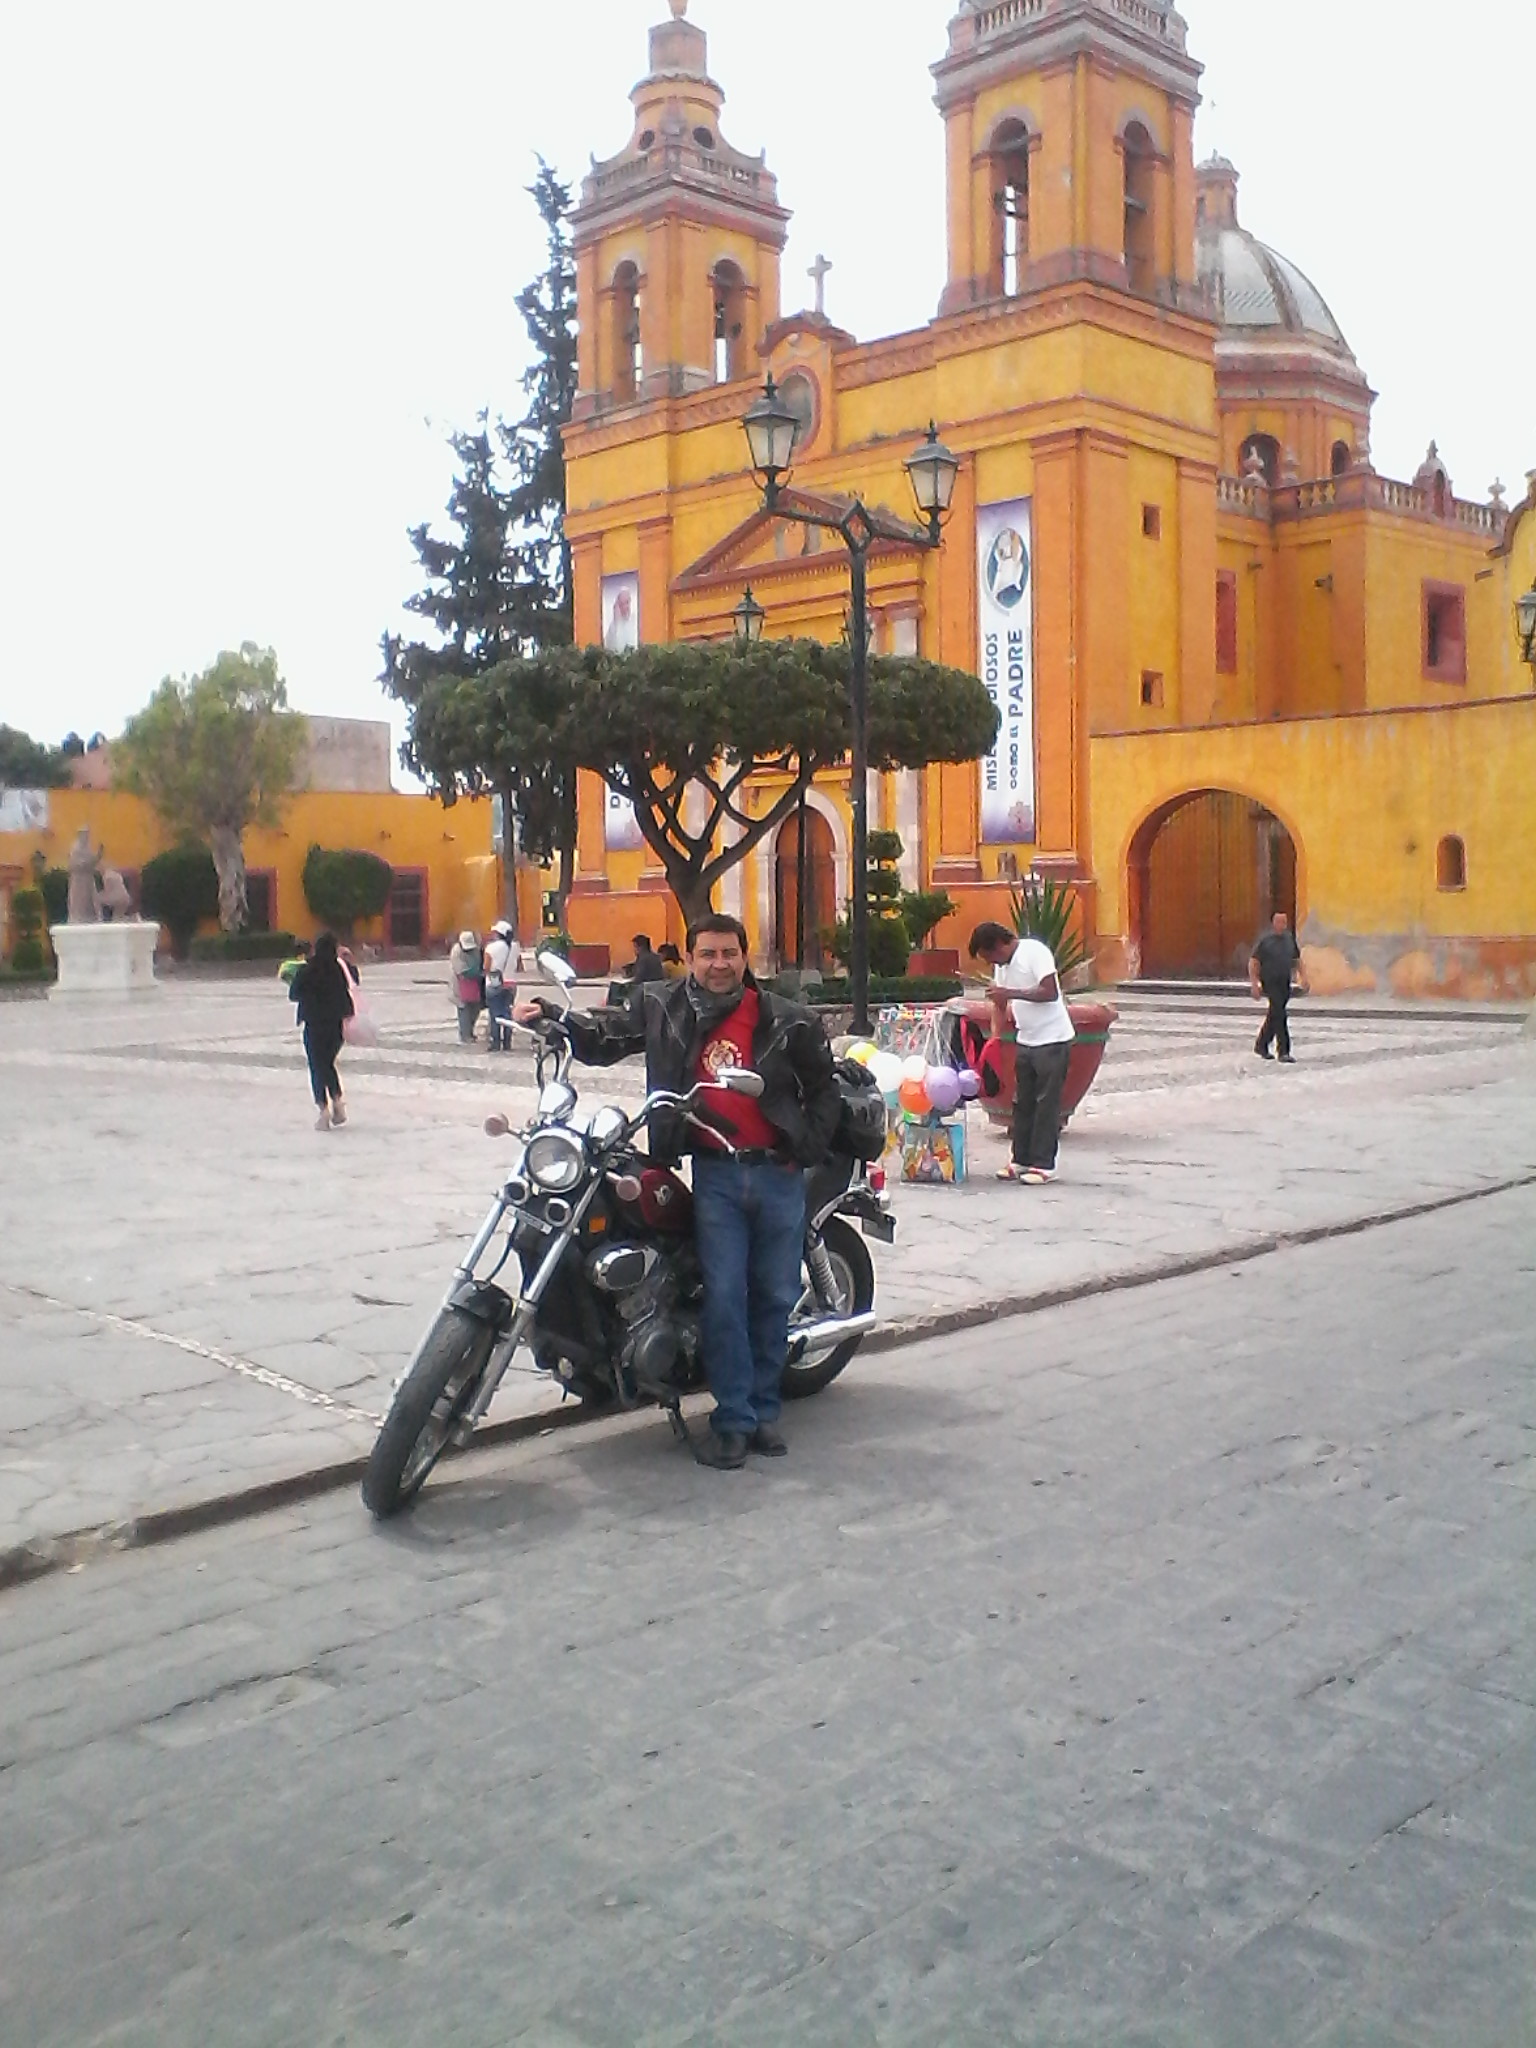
782 1215 875 1401
363 1307 498 1519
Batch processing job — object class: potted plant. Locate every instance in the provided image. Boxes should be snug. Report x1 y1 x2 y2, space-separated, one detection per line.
900 887 960 976
952 873 1119 1130
564 936 612 979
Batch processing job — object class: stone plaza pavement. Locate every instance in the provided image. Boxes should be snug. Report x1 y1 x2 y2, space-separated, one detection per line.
1 1189 1533 2045
0 966 1532 1571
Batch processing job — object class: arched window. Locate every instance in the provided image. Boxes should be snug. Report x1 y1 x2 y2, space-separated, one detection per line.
712 260 749 383
1241 433 1281 487
989 118 1032 298
1436 836 1467 891
1331 440 1353 478
1123 122 1156 296
612 262 642 402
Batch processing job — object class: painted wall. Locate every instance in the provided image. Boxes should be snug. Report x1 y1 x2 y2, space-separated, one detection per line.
1092 697 1536 997
0 788 500 953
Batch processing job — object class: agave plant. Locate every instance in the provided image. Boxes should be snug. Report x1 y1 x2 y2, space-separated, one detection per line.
1009 873 1092 983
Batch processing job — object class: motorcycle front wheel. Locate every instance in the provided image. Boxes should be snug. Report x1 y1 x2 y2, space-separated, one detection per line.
782 1214 875 1401
363 1307 499 1519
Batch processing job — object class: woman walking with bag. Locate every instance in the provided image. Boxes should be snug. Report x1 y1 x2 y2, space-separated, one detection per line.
290 931 355 1130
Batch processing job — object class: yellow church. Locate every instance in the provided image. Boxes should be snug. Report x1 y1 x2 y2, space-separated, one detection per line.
560 0 1536 999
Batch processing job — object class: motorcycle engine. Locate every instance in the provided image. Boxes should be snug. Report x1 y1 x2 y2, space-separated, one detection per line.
588 1245 700 1399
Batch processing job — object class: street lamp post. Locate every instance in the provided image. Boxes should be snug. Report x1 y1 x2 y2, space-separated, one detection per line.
742 379 959 1033
1516 581 1536 671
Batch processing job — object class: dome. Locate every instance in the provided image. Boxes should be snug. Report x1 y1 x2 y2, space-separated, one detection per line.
1195 158 1354 358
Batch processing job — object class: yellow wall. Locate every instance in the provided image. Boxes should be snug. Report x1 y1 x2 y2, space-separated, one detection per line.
0 788 500 952
1092 698 1536 997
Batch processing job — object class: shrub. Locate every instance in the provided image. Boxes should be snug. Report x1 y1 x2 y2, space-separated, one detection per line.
39 868 69 927
900 889 959 951
773 974 964 1006
189 930 298 964
10 887 45 951
302 846 393 935
9 938 47 974
140 845 220 958
827 829 911 980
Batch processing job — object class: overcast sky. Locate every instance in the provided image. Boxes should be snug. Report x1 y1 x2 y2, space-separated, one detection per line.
2 0 1531 759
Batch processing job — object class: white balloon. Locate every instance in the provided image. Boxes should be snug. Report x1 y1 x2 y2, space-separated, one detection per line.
902 1055 928 1084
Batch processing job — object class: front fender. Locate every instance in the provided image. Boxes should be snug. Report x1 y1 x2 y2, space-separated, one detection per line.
446 1278 517 1332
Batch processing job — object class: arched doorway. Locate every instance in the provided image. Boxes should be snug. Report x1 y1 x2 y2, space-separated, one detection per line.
774 806 836 968
1130 790 1298 979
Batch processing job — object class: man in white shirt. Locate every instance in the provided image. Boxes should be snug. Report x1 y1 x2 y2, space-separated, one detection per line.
970 921 1076 1185
482 921 516 1053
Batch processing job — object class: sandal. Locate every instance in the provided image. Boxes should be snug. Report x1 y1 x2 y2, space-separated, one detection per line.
996 1163 1027 1182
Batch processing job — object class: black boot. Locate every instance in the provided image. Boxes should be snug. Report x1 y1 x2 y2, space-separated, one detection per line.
694 1430 748 1471
749 1425 788 1458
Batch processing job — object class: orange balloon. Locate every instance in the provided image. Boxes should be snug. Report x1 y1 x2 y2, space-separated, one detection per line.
899 1078 932 1117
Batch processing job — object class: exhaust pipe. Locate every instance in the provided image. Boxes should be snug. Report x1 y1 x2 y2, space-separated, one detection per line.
787 1310 877 1360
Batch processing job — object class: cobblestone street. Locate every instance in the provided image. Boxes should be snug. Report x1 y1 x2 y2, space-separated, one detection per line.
1 970 1531 1565
2 1188 1533 2045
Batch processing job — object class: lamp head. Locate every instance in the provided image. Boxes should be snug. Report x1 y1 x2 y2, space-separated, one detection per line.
732 586 766 644
905 422 961 537
743 375 800 497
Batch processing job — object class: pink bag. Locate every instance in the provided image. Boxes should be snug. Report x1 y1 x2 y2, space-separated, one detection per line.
343 993 379 1048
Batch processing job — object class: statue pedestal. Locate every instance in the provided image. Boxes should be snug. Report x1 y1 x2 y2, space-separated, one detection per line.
50 920 162 997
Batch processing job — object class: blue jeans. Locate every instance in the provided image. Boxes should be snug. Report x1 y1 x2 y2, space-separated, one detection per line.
485 984 514 1050
691 1157 806 1440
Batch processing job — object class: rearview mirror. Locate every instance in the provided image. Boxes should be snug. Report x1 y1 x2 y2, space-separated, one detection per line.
715 1066 765 1099
536 948 579 989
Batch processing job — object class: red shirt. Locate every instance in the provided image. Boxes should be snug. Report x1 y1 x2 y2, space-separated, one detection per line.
693 987 778 1153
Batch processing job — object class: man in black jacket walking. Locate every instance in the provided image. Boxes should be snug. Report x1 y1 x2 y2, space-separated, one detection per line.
519 914 841 1469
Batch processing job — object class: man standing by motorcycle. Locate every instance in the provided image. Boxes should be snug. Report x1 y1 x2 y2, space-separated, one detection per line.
517 914 841 1470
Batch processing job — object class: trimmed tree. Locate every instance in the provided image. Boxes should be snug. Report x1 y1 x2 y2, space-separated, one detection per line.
302 846 394 939
115 646 306 932
386 161 580 930
140 844 220 959
583 640 1000 929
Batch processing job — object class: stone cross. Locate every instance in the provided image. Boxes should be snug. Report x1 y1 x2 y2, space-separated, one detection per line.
669 0 687 17
809 254 832 318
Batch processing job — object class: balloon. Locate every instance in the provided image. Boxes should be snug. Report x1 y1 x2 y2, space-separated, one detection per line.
846 1040 876 1066
901 1055 928 1085
870 1052 905 1095
899 1077 932 1117
926 1067 962 1115
958 1068 982 1101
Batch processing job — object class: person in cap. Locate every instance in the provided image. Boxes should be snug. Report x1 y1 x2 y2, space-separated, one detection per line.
483 921 516 1052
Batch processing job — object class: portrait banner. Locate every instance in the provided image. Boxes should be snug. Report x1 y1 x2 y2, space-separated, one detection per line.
600 572 645 851
975 499 1035 845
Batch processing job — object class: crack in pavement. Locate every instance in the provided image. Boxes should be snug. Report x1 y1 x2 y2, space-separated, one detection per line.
0 1282 383 1430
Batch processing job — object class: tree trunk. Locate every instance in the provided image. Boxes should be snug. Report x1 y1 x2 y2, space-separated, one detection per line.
670 870 716 934
554 773 578 931
499 776 520 943
209 826 248 934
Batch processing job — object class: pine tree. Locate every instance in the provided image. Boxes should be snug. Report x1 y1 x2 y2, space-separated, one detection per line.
384 159 580 932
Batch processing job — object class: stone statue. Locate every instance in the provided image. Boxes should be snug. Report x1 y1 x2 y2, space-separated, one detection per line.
98 866 132 923
66 827 103 923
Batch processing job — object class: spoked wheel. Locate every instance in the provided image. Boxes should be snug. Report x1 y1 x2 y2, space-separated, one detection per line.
782 1215 875 1401
362 1307 498 1519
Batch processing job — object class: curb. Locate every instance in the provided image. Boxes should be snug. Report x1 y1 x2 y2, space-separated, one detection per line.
4 1169 1533 1597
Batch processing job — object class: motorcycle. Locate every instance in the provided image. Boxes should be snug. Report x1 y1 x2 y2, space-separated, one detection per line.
362 952 895 1517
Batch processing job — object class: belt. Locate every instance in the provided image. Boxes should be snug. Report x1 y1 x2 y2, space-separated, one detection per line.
697 1147 787 1168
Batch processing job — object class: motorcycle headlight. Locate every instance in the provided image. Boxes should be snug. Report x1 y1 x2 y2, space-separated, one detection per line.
525 1127 586 1194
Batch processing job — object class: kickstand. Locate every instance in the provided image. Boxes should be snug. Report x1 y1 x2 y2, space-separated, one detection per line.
666 1402 694 1450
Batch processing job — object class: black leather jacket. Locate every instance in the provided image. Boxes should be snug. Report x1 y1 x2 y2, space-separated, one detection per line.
563 977 841 1168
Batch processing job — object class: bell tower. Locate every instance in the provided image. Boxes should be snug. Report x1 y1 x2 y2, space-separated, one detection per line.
571 1 789 418
934 0 1203 316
